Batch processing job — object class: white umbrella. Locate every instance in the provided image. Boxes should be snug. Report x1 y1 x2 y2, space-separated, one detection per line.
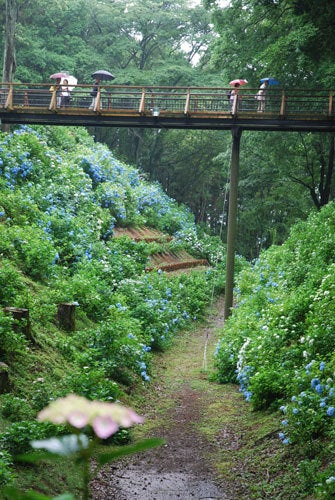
61 75 77 91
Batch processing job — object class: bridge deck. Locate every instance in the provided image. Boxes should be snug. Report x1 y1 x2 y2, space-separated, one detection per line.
0 83 334 131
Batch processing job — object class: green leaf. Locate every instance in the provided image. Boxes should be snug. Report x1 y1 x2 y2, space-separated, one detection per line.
2 486 53 499
15 451 66 463
2 486 75 499
97 437 165 465
53 495 75 500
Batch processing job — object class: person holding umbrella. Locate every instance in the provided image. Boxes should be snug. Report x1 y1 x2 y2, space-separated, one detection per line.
229 79 248 112
229 83 240 111
49 72 77 109
89 78 100 110
255 78 279 112
89 71 115 110
256 79 269 112
60 79 71 107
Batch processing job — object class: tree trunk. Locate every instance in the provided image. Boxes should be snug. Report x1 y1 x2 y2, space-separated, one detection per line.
4 307 33 342
57 303 77 332
2 0 17 132
2 0 17 83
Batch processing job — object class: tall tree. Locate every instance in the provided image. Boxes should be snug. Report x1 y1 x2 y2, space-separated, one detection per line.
2 0 17 83
203 0 335 214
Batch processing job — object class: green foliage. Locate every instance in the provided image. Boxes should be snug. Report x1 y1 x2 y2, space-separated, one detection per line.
61 367 121 402
117 270 211 352
0 422 64 456
214 201 335 496
0 260 26 306
313 459 335 498
0 451 16 487
0 124 221 494
0 311 28 360
0 225 58 279
0 396 35 422
1 122 244 500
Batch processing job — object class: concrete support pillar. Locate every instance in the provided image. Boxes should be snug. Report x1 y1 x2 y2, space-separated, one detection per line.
224 127 242 320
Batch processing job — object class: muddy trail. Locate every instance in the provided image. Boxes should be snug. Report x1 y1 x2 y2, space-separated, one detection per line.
90 296 287 499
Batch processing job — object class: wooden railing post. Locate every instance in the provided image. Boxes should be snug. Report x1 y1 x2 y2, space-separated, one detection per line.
49 89 57 111
139 88 146 114
280 91 286 116
329 92 333 116
4 83 13 110
184 89 190 115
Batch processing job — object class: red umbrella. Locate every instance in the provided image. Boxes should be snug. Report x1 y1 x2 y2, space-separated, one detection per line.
50 72 69 79
229 79 248 86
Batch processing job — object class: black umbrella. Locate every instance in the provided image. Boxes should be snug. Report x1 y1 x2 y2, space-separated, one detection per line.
91 70 115 81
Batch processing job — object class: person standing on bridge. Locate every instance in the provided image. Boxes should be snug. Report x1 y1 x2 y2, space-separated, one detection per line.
256 80 269 112
89 79 100 109
229 82 241 112
60 79 71 107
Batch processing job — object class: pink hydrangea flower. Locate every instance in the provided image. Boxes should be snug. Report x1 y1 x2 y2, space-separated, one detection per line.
92 415 119 439
37 394 144 439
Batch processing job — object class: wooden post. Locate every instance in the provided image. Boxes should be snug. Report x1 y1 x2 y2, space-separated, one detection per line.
49 88 57 110
224 127 242 320
329 92 333 116
4 306 32 341
57 302 77 331
184 89 190 115
280 91 286 116
4 83 13 110
139 88 146 114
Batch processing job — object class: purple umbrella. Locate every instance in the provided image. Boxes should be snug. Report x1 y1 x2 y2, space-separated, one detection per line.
50 72 69 79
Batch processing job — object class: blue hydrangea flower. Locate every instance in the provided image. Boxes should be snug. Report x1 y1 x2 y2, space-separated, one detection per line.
327 407 335 417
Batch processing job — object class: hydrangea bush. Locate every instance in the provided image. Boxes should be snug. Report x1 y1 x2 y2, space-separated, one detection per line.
214 202 335 494
0 125 224 492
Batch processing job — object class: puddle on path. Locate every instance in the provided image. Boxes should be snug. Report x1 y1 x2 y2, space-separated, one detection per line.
94 467 227 499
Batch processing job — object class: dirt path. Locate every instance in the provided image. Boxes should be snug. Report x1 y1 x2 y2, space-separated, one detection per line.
90 296 284 499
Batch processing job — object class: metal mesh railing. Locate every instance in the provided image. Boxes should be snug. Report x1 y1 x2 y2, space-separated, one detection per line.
1 84 334 119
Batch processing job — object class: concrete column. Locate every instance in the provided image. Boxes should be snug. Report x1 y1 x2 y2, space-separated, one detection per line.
224 127 242 320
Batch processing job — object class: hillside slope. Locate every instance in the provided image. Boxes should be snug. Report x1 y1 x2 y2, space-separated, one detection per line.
0 125 227 495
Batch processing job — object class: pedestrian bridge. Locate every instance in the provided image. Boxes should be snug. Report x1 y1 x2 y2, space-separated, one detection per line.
0 83 334 132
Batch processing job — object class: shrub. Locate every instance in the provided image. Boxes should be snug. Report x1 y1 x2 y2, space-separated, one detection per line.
0 311 28 360
62 366 121 401
215 203 335 411
0 421 64 455
0 395 34 422
0 260 26 306
0 450 16 487
278 359 335 451
0 225 58 280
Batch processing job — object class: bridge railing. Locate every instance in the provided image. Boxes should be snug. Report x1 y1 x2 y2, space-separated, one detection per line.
0 83 334 119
